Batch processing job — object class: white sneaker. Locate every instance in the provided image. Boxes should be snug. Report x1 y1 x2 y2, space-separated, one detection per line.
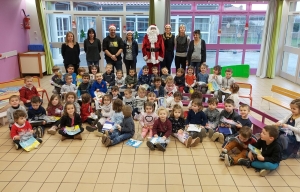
88 113 98 120
134 113 140 120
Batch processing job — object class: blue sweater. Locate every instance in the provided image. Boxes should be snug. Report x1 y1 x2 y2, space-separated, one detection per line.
90 80 107 98
111 111 124 129
197 73 209 83
185 109 207 126
28 106 46 120
137 74 152 85
149 85 165 97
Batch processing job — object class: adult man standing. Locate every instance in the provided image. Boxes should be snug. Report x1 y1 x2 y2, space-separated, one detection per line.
142 24 165 74
103 24 124 72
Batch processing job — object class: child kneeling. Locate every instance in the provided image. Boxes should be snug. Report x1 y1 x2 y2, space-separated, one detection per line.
239 125 282 177
101 105 135 147
146 107 172 152
59 102 84 141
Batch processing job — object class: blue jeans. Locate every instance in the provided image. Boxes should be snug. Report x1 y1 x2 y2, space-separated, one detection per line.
251 161 279 170
105 59 122 73
190 62 201 76
87 61 99 73
109 130 132 146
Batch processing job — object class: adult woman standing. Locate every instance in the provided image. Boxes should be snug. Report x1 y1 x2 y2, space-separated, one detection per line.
123 31 138 75
84 28 101 73
187 30 206 76
175 24 190 73
61 31 80 73
161 24 175 74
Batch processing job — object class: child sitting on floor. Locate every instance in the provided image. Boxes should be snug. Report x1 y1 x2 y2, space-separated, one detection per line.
101 105 135 147
103 63 115 88
170 105 200 147
218 68 235 103
123 89 135 109
10 110 42 150
227 83 240 109
137 65 151 90
174 68 185 93
7 95 27 130
51 65 64 94
47 94 63 135
184 66 196 93
125 69 137 89
205 97 220 138
149 77 165 98
115 70 125 88
146 107 172 152
132 87 147 120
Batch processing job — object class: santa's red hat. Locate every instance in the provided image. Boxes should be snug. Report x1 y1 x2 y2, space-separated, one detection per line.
108 24 116 30
165 24 171 28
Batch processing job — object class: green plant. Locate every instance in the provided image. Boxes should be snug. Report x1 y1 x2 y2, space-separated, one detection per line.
134 31 139 40
80 29 86 39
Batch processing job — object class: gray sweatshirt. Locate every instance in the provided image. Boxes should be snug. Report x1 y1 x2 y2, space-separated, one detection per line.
221 77 235 90
115 77 125 87
7 105 27 126
61 83 77 94
123 96 135 109
204 108 220 128
133 96 147 112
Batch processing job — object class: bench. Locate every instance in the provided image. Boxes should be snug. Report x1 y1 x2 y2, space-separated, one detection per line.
182 93 224 108
240 102 278 134
261 85 300 110
0 76 49 102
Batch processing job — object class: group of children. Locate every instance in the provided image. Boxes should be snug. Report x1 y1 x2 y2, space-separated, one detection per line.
6 62 300 177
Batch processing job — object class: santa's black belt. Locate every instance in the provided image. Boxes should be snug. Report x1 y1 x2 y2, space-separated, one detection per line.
146 48 160 52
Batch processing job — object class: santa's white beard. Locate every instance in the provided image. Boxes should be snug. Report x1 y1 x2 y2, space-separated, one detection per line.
148 32 158 44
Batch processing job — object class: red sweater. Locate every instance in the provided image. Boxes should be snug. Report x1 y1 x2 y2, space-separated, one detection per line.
19 86 40 103
152 118 172 138
80 103 93 122
10 121 32 140
47 105 63 116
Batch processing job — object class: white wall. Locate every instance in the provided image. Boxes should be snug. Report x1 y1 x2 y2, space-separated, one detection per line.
26 0 42 44
154 0 165 33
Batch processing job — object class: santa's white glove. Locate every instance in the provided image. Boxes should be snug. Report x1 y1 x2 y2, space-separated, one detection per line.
158 56 164 62
143 55 148 61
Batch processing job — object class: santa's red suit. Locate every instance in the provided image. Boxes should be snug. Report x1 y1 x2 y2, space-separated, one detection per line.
142 25 165 74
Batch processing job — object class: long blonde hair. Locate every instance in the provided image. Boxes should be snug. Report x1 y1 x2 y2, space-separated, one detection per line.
178 24 186 35
65 31 75 44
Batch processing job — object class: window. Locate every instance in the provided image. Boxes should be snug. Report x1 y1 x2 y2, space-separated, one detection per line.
218 50 243 65
206 50 217 68
73 2 123 11
245 50 260 68
251 4 268 11
45 1 70 10
224 4 247 11
170 16 192 37
126 2 149 11
126 16 148 43
289 1 300 12
194 16 218 44
171 4 192 11
102 17 121 38
247 15 265 44
47 14 71 43
221 15 246 44
281 52 298 76
196 4 219 11
285 15 300 48
76 16 96 43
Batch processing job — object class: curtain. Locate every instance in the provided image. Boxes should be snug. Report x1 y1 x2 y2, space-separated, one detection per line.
256 0 278 78
35 0 54 74
266 0 283 78
149 0 155 25
164 0 171 25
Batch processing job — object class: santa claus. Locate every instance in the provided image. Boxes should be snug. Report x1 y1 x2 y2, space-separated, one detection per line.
142 24 165 74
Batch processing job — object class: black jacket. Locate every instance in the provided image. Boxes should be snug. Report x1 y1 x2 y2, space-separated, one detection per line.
253 138 282 163
149 85 165 98
60 113 82 127
123 40 139 63
187 39 206 65
103 72 116 86
120 117 135 136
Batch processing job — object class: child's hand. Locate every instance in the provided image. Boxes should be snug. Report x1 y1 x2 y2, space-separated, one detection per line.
26 100 30 103
275 122 281 126
177 129 183 134
42 121 46 125
220 123 224 127
93 97 97 101
257 154 264 161
248 151 254 161
107 83 110 87
110 129 114 133
96 89 99 92
154 134 158 137
30 130 34 134
149 126 153 129
282 124 288 128
236 124 242 128
14 136 20 140
162 136 166 140
242 144 247 149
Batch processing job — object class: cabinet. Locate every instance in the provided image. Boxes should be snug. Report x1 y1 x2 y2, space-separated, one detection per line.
18 52 46 78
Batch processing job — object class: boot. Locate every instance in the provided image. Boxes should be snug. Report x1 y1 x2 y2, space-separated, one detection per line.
86 125 97 132
190 137 200 147
146 141 155 150
97 122 103 132
47 126 57 135
156 143 166 152
74 134 82 140
185 136 192 148
104 137 112 147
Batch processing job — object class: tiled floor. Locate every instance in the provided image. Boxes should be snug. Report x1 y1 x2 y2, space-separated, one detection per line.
0 75 300 192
